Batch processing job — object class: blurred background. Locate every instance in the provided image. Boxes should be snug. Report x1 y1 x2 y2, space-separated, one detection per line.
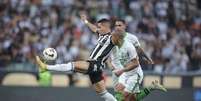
0 0 200 101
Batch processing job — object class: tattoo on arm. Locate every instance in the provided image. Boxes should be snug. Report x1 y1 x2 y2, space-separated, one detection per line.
123 58 139 72
136 46 152 62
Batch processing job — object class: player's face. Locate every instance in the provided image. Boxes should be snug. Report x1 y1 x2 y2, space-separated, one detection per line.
97 22 110 33
115 21 126 31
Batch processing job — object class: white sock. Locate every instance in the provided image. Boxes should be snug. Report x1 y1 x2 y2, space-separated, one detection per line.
99 90 117 101
47 62 74 72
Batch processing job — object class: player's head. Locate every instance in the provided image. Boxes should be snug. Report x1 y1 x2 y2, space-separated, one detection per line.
114 19 126 31
112 28 125 47
97 18 111 34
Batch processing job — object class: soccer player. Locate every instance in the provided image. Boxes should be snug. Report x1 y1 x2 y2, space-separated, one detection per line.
35 15 125 101
114 19 153 65
110 19 167 101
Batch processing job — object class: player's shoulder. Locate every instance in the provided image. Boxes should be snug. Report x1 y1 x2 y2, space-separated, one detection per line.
126 32 138 39
124 40 134 48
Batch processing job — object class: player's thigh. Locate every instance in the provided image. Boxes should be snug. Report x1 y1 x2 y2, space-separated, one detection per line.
92 80 106 93
73 61 89 73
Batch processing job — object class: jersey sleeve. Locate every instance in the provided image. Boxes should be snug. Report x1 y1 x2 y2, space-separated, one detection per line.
110 47 124 69
127 34 141 47
127 44 138 61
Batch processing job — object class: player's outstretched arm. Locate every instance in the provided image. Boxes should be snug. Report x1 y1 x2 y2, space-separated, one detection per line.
80 14 98 33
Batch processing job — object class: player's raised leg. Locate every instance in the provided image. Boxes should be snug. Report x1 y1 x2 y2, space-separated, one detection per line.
36 56 88 73
36 56 117 101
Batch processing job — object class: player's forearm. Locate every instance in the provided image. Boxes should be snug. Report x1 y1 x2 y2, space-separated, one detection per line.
136 47 152 62
123 59 139 72
111 62 124 70
84 20 97 33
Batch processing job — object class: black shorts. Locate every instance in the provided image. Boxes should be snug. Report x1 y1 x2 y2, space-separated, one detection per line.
86 60 104 84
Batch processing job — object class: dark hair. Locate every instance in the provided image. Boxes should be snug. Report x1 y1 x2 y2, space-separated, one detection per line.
115 19 126 24
97 18 110 23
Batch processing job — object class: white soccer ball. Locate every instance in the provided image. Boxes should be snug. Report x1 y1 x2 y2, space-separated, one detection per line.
42 48 57 61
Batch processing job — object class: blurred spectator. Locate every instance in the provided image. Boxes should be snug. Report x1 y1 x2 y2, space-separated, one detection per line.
0 0 200 74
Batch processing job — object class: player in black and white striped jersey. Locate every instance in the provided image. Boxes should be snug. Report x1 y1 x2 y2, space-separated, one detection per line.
35 14 125 101
89 34 114 65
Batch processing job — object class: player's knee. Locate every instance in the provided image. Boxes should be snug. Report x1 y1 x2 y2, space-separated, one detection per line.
73 61 89 73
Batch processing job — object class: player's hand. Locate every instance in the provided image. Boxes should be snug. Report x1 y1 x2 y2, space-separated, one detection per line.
80 14 87 21
113 69 124 77
146 59 154 64
115 83 125 92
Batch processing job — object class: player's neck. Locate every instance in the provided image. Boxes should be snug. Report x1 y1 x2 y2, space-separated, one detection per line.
117 39 124 48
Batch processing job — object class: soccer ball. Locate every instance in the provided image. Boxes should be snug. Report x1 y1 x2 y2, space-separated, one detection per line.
42 48 57 61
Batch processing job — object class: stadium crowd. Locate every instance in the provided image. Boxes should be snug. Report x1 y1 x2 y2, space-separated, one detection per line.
0 0 200 74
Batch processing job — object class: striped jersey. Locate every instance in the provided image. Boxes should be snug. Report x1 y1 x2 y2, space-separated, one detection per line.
89 34 115 64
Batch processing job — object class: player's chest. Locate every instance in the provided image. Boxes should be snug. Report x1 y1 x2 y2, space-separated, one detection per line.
117 48 130 59
97 36 110 46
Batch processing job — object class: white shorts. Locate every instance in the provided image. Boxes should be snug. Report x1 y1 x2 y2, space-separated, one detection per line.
118 72 143 93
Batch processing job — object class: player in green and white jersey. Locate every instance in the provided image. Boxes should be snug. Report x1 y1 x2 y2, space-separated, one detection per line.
109 19 167 101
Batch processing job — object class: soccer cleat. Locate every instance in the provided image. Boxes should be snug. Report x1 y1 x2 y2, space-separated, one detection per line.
150 80 167 92
36 56 47 71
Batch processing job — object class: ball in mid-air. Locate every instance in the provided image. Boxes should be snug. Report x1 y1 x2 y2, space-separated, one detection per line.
42 48 57 61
